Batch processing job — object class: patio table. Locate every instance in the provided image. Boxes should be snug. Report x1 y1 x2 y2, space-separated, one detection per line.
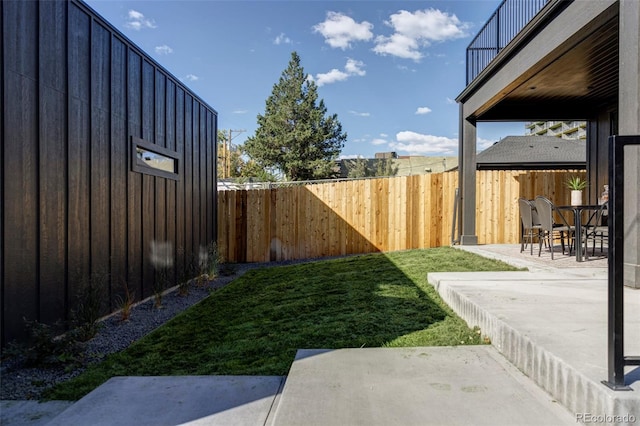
555 204 602 262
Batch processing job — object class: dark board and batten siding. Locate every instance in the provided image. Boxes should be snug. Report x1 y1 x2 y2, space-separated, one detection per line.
1 0 218 345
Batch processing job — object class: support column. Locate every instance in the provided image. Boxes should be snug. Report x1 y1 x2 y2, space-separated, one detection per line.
458 104 478 245
619 0 640 288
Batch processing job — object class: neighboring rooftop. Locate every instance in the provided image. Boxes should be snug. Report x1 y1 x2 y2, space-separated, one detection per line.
476 136 586 170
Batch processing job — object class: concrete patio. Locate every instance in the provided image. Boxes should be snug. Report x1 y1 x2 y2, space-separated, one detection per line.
2 244 638 425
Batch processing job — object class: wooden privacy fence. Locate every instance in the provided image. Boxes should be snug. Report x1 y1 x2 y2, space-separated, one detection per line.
217 170 585 263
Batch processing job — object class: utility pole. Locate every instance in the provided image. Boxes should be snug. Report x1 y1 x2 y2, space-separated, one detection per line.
225 129 246 177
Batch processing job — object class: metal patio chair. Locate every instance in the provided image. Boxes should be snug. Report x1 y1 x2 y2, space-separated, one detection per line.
534 196 575 260
583 202 608 259
518 198 542 255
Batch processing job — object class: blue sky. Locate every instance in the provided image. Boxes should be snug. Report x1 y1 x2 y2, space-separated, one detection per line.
85 0 526 158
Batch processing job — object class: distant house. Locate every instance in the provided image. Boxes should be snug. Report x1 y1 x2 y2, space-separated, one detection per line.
1 0 218 345
476 136 585 170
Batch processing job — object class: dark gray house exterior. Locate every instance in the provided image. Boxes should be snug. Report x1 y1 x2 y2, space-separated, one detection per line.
1 0 218 345
456 0 639 288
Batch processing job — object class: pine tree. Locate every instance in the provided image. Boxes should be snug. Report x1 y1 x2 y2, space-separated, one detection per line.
346 158 371 178
375 158 398 177
243 52 347 181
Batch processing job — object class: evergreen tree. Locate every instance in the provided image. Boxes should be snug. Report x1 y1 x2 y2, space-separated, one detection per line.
243 52 346 181
237 157 278 182
218 129 276 181
375 158 398 177
346 158 371 178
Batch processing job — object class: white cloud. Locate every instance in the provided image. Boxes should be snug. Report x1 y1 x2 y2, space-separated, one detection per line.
379 133 389 138
373 9 470 61
374 33 422 61
349 110 370 117
415 107 432 115
313 12 374 50
315 58 366 87
233 110 248 114
344 58 366 76
397 64 417 73
389 131 458 155
340 154 365 159
371 138 388 146
274 33 293 45
315 69 350 86
125 10 156 30
476 137 495 152
185 74 199 82
155 45 173 55
389 9 470 42
446 97 456 105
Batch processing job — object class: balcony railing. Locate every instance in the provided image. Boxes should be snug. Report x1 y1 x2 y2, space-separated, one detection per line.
466 0 550 84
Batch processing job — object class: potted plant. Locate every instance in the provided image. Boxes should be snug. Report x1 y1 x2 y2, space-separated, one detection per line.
566 176 588 206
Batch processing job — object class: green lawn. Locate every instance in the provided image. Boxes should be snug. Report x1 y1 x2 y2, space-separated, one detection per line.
46 247 519 400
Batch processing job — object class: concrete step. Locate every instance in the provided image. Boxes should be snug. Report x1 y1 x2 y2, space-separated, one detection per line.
269 346 574 425
45 376 285 426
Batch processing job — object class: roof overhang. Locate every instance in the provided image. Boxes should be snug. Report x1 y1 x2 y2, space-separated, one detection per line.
457 0 619 122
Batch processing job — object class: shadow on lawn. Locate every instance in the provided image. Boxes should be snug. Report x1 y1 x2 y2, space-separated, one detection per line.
241 255 451 347
46 248 492 401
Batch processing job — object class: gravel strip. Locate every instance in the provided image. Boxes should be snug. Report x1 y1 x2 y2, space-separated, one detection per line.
0 260 299 401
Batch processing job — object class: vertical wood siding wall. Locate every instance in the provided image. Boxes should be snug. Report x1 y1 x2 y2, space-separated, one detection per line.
1 0 217 345
217 170 585 263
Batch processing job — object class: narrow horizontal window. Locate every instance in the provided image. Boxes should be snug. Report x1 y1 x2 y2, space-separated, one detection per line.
131 136 180 180
137 147 176 172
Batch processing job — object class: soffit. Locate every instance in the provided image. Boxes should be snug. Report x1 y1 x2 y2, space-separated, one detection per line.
473 14 619 121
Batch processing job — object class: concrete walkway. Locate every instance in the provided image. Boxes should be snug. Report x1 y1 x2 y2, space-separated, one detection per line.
3 244 638 425
14 346 576 426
